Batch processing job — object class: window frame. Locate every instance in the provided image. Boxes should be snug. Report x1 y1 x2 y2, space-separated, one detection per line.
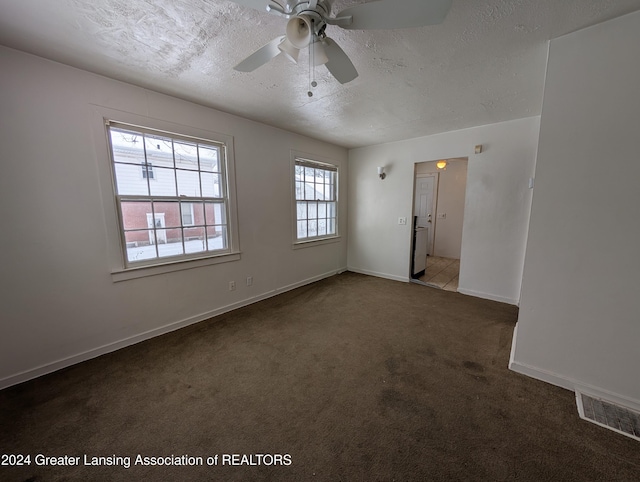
291 152 340 248
91 107 240 282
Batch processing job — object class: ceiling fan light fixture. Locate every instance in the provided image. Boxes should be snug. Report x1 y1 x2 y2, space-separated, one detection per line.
311 40 329 66
278 38 300 64
286 15 313 49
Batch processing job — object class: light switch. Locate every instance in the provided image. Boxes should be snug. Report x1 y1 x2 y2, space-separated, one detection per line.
398 217 407 225
437 213 446 219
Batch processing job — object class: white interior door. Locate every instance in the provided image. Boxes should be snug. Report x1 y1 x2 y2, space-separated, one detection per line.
414 174 438 255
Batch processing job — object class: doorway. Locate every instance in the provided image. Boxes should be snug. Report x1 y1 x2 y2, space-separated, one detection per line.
412 173 438 277
410 158 468 290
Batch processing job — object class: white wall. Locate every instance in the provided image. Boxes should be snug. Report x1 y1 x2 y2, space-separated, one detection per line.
415 159 468 259
0 47 348 388
511 11 640 408
347 117 540 304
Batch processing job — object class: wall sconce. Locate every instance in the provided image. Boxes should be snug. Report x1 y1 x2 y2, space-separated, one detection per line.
436 160 448 170
377 166 386 180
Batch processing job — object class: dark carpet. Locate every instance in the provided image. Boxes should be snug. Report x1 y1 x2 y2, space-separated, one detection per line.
1 272 638 481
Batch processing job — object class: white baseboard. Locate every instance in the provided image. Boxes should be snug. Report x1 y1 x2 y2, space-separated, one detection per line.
457 287 519 305
509 348 640 413
347 267 409 283
0 268 345 391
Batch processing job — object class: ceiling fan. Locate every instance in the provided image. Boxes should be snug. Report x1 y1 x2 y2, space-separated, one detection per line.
231 0 453 85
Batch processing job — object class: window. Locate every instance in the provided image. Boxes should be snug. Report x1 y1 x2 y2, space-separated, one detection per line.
141 162 154 179
294 158 338 242
107 121 231 267
181 202 194 226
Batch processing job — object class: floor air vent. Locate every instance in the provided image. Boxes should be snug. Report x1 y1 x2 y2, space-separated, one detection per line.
576 391 640 442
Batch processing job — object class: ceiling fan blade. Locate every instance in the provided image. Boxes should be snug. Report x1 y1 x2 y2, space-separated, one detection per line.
335 0 452 30
323 38 358 84
234 36 286 72
225 0 270 13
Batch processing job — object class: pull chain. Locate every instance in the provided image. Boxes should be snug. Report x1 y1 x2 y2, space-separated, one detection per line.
308 33 318 97
308 40 314 97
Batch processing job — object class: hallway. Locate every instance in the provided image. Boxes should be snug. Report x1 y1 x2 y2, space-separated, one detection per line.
418 256 460 292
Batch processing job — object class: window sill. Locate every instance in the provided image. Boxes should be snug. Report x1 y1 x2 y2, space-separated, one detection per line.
292 236 342 250
111 252 241 282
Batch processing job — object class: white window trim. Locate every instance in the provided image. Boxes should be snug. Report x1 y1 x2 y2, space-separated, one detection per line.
290 150 341 248
90 105 241 281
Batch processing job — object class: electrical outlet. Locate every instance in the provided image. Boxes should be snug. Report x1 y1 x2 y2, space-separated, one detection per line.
229 281 236 291
246 276 253 286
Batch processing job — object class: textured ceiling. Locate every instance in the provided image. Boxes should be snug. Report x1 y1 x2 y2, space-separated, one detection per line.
1 0 639 148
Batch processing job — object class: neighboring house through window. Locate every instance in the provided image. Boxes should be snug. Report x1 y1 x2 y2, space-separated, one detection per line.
294 157 338 242
107 121 231 267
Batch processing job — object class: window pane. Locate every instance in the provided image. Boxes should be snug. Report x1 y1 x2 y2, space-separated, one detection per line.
308 220 317 237
328 202 336 218
110 129 145 165
153 201 181 228
125 230 157 262
295 181 304 200
207 226 227 251
318 203 326 218
305 181 314 201
145 134 174 169
204 202 214 225
297 202 307 221
174 140 199 171
189 202 204 226
114 163 149 195
297 221 307 239
177 169 201 197
328 219 336 235
305 167 315 181
318 219 327 236
201 172 221 198
157 233 184 258
205 202 226 226
148 167 177 196
324 184 333 201
308 202 317 219
199 146 219 173
184 227 206 253
120 201 152 230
